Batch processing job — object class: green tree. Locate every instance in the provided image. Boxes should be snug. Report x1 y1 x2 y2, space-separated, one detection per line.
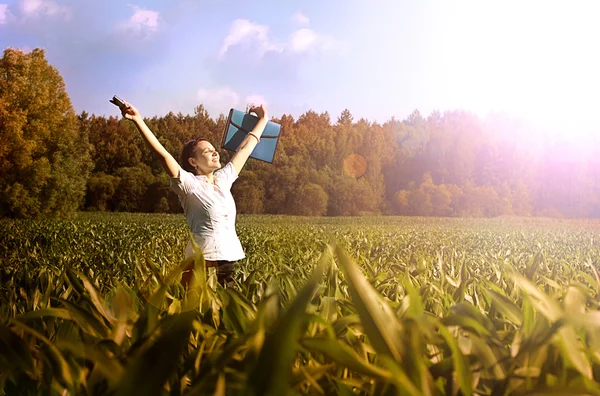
231 170 265 214
0 48 91 218
111 164 155 212
85 173 120 211
87 115 143 174
154 197 170 213
288 183 328 216
327 175 378 216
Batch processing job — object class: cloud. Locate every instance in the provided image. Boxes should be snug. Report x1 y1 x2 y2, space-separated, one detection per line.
196 87 270 116
291 10 309 26
117 5 160 38
218 17 337 60
218 19 282 59
20 0 70 19
207 15 343 101
288 28 335 54
0 0 70 23
0 4 10 23
245 94 268 107
197 86 241 114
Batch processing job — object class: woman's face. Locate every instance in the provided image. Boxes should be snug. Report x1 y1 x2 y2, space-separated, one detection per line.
189 140 221 173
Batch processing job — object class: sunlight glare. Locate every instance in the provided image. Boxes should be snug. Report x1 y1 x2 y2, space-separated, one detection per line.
437 1 600 144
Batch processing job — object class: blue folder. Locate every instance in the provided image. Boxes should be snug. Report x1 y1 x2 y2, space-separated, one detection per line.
221 108 282 163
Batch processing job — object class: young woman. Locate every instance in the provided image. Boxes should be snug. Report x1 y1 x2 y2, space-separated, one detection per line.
119 100 268 287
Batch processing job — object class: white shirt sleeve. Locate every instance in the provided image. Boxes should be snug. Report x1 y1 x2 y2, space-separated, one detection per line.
169 167 195 198
215 162 239 191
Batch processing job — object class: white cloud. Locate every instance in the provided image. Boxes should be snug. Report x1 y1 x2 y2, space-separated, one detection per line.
197 86 241 114
218 19 282 59
288 28 335 54
196 87 269 115
0 0 70 24
0 4 9 23
20 0 70 19
219 18 337 59
117 5 160 38
245 94 268 107
291 10 309 26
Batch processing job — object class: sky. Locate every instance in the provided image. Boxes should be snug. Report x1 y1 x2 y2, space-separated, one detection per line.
1 0 600 143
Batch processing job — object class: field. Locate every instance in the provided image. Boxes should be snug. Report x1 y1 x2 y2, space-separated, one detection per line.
2 213 600 395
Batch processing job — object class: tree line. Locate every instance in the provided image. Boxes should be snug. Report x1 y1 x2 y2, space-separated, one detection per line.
2 47 600 219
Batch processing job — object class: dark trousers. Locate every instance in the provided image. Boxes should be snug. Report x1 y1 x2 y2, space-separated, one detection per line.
181 259 235 288
207 260 235 285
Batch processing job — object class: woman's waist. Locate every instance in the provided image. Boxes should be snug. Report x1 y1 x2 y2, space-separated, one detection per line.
188 215 234 229
189 223 237 237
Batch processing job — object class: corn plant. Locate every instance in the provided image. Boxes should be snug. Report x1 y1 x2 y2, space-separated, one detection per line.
1 213 600 395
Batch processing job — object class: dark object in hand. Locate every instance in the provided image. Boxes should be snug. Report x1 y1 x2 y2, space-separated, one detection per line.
109 95 126 110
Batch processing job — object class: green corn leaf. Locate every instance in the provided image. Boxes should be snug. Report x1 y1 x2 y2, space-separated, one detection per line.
469 336 507 380
219 288 251 335
334 244 404 362
290 363 334 391
56 299 111 338
525 252 544 280
557 326 593 379
10 320 75 391
511 272 561 322
243 244 329 396
113 310 195 396
0 323 36 379
511 273 592 378
487 289 524 326
402 276 424 318
55 339 123 388
301 337 391 379
78 272 113 321
64 267 85 295
563 285 586 315
378 355 422 396
438 325 473 396
319 296 337 323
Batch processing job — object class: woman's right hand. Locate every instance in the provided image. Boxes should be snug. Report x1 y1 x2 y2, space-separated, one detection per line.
121 101 141 122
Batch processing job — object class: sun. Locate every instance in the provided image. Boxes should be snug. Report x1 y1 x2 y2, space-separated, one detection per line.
433 2 600 145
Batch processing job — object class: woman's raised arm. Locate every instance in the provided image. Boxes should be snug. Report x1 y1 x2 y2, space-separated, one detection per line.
121 101 180 178
230 104 268 175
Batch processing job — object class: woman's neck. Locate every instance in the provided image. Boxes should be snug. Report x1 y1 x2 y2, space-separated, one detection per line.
197 169 215 184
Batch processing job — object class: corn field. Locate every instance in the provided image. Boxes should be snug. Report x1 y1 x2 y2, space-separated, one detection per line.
1 213 600 395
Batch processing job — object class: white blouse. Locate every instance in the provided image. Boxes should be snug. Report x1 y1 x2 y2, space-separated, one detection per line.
169 162 245 262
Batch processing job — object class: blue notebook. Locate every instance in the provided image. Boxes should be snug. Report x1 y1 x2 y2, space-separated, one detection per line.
221 109 282 163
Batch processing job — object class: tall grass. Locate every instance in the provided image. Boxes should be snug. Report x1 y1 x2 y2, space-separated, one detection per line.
1 213 600 395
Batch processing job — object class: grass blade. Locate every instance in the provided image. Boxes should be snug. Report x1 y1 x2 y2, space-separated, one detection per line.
334 244 404 362
243 244 329 396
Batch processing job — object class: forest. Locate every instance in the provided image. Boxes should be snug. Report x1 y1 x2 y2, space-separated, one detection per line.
2 47 600 219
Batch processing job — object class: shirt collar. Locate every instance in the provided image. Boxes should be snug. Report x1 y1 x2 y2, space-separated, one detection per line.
195 172 218 185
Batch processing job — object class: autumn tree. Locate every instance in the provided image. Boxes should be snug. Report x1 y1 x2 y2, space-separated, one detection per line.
0 48 91 218
32 70 596 219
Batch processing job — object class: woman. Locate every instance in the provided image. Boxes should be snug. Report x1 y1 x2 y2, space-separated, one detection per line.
119 100 268 287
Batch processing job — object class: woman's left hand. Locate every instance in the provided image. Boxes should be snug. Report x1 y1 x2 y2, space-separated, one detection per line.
250 104 268 121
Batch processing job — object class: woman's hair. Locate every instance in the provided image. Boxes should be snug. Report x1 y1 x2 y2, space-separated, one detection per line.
181 137 209 173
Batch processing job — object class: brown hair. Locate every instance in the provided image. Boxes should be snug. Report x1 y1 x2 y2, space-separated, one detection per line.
181 138 209 173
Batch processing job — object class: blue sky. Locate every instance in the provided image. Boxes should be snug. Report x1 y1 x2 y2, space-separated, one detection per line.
1 0 600 141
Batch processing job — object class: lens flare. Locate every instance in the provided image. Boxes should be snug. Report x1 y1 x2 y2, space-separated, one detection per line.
343 154 367 178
